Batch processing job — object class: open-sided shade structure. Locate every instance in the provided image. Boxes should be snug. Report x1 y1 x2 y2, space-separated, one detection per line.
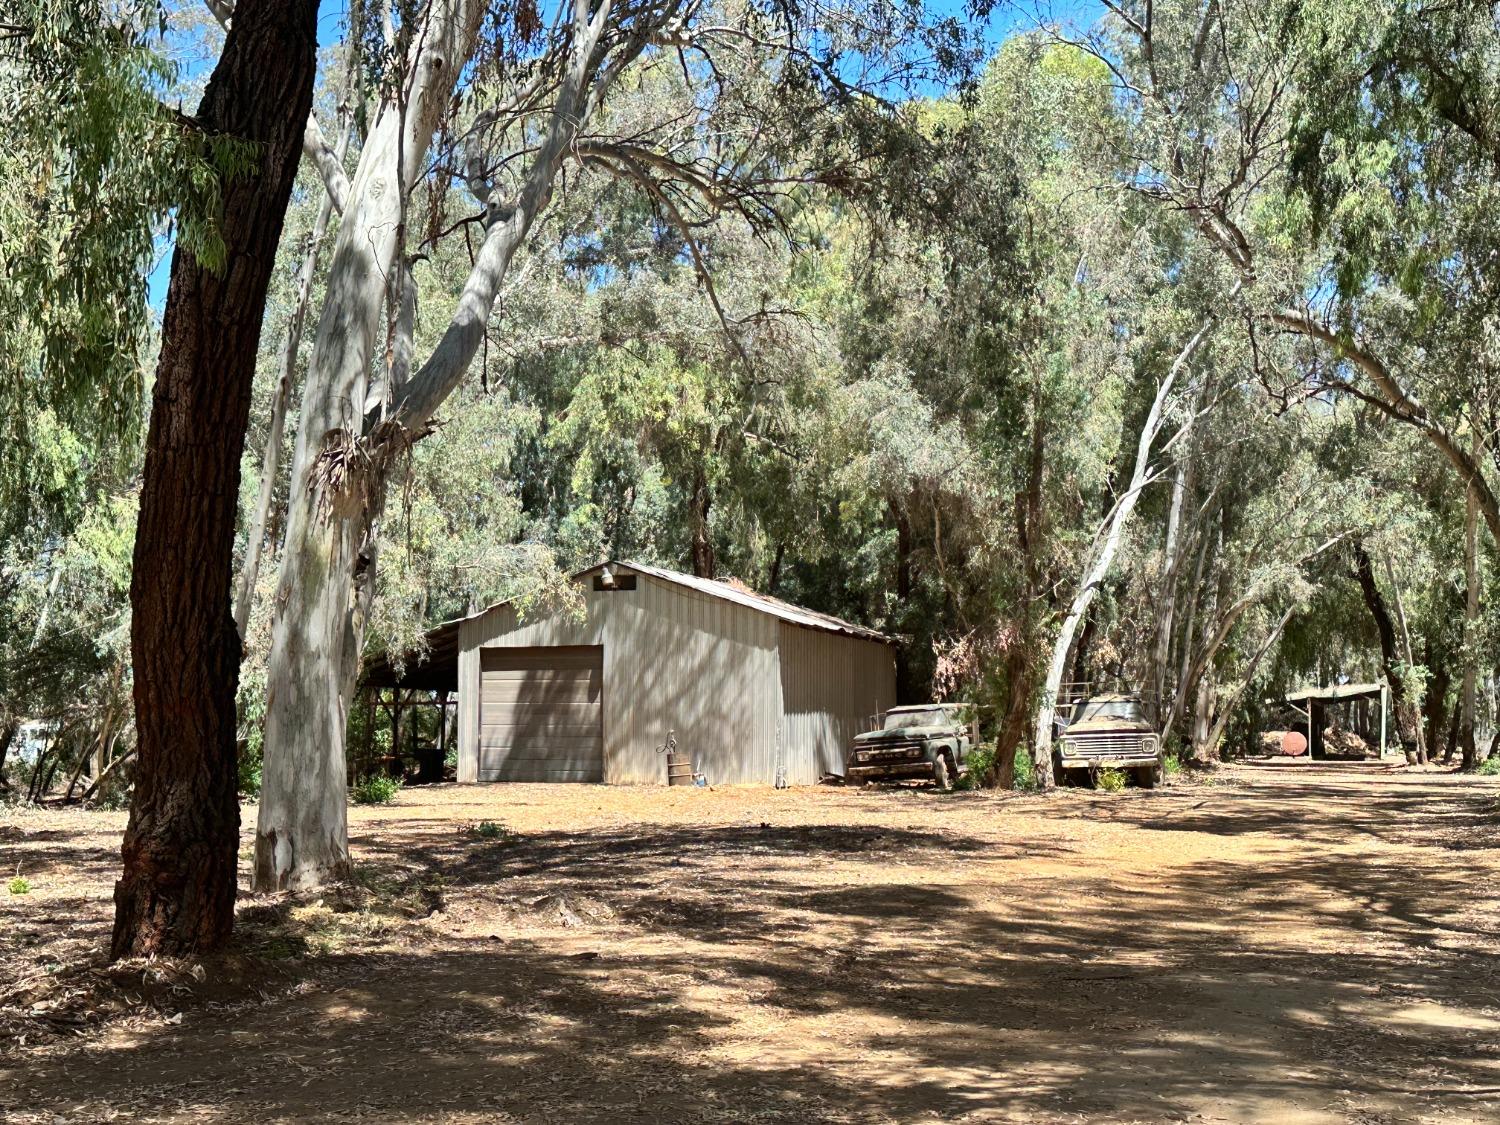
1284 681 1390 759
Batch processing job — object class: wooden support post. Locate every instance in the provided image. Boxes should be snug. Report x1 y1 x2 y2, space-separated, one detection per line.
1380 682 1389 759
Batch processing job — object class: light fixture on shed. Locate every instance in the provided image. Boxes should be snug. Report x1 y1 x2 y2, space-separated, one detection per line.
599 565 617 589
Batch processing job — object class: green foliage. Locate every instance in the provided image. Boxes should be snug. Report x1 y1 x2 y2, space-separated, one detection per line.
1012 749 1040 793
8 876 31 895
1096 768 1126 793
468 820 513 841
0 2 250 519
238 753 263 799
1163 753 1182 777
1476 758 1500 777
92 784 131 812
957 743 995 790
351 775 401 805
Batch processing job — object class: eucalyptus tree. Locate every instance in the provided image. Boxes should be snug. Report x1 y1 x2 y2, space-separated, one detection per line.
1053 0 1500 544
254 0 966 890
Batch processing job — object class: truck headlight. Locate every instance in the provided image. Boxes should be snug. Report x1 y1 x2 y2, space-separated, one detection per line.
907 749 921 759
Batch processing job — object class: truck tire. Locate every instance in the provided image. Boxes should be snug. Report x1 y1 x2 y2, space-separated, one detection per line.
1134 763 1161 789
932 754 954 791
845 772 866 788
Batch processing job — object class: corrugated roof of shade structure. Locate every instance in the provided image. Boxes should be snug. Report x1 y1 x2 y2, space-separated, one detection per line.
1285 682 1386 704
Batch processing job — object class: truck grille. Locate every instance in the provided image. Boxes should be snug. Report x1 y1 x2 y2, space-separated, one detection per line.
1063 732 1150 756
855 742 925 763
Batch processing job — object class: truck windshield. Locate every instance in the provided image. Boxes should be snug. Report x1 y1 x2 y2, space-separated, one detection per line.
882 708 953 730
1077 700 1143 722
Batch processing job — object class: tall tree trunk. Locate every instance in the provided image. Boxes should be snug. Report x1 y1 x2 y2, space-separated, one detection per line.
0 723 14 791
1460 429 1481 769
1164 513 1213 742
690 463 715 578
233 107 352 641
1350 539 1423 757
111 0 319 960
995 386 1047 789
1422 647 1450 763
1034 318 1213 783
1150 464 1187 724
256 0 602 891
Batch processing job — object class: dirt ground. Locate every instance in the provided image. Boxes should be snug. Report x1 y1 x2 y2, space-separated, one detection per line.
3 761 1500 1123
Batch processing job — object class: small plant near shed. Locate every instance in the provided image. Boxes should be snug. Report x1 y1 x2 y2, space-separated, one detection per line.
9 875 31 895
1096 767 1127 793
352 775 401 805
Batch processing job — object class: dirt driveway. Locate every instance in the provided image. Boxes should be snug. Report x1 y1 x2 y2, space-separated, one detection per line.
3 761 1500 1123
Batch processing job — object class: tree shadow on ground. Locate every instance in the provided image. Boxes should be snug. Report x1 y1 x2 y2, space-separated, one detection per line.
4 771 1500 1123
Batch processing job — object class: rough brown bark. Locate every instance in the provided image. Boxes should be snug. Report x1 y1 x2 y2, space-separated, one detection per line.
996 393 1047 790
690 464 715 579
112 0 319 961
1350 540 1423 755
0 723 14 791
1422 649 1450 762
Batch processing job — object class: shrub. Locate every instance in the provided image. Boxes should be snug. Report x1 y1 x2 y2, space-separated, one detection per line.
469 820 512 841
1097 767 1127 792
238 750 263 799
957 743 995 790
352 775 401 805
1477 757 1500 777
93 784 131 811
1012 748 1041 792
8 876 31 895
1163 752 1182 777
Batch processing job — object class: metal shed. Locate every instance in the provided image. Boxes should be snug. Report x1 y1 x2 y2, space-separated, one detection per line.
369 561 898 786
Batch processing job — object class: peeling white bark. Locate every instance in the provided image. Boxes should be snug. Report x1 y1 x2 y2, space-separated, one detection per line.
255 0 488 892
256 0 619 892
1033 318 1214 781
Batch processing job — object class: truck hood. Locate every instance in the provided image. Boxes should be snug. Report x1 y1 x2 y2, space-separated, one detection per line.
854 725 956 744
1065 720 1154 735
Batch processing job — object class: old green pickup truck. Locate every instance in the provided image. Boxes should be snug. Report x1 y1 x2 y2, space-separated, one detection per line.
844 704 974 790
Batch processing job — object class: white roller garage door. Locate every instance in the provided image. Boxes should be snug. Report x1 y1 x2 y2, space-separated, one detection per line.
478 646 604 782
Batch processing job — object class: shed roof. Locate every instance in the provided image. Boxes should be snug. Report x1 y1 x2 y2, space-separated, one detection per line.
594 561 894 644
1285 682 1385 704
361 559 894 690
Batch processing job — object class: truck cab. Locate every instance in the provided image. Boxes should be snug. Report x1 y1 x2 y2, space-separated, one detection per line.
845 704 974 790
1056 694 1164 787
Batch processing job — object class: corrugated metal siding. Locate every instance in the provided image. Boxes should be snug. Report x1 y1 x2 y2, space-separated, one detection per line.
778 623 897 782
458 568 782 785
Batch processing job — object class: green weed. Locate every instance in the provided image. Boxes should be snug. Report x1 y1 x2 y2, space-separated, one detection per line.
1096 767 1127 792
9 876 31 895
352 775 401 805
469 820 512 841
1477 757 1500 776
